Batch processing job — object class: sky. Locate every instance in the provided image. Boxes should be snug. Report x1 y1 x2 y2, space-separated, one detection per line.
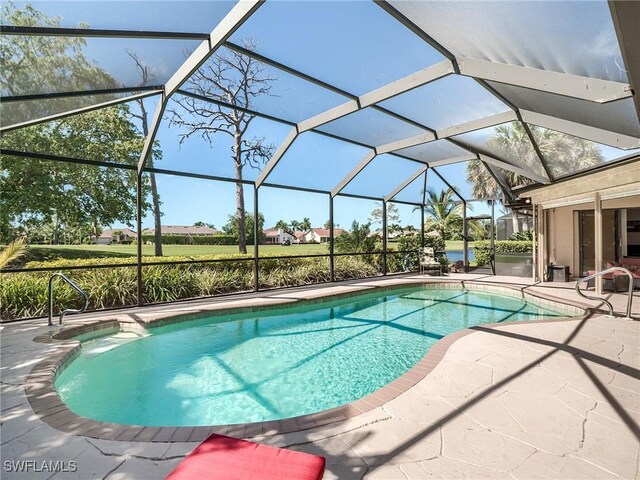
11 1 634 231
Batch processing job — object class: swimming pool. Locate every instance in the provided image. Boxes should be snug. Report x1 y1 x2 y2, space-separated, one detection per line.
55 286 568 427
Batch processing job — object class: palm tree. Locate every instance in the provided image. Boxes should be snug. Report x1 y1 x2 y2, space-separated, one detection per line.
334 221 378 254
535 126 602 176
290 220 302 232
466 123 603 233
274 220 289 232
424 188 463 241
0 238 27 268
300 217 311 232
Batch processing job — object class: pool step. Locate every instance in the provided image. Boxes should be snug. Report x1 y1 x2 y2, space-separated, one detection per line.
83 332 149 356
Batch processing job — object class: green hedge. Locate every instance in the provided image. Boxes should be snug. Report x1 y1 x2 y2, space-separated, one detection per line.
473 240 533 267
192 235 236 245
140 234 237 245
0 255 378 320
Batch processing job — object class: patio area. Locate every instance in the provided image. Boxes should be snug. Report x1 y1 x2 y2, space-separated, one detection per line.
2 274 638 479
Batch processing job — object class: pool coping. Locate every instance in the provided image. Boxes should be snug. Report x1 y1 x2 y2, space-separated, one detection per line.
25 279 596 443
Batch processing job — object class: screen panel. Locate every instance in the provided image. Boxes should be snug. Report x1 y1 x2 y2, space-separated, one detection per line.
152 94 292 180
379 74 510 131
229 0 446 95
392 171 427 204
317 108 428 147
388 0 627 82
528 124 640 178
0 96 160 166
431 161 481 201
180 46 350 124
0 91 156 128
332 195 384 276
453 122 549 180
266 132 370 191
258 186 329 257
142 172 255 258
6 1 236 33
0 154 138 284
1 35 201 97
342 154 423 199
488 82 640 138
396 139 473 164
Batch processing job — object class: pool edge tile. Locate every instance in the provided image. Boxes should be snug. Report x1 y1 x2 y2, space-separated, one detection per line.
24 277 592 443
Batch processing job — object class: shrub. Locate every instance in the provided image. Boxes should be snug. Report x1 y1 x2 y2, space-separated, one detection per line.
507 229 534 241
473 240 533 266
391 234 446 271
334 256 379 280
0 253 379 320
193 269 252 295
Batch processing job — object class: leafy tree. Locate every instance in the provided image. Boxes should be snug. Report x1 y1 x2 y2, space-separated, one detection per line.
223 210 265 246
193 221 216 229
334 221 379 254
324 220 341 229
369 202 400 228
424 189 463 241
0 3 118 126
1 105 150 243
0 4 153 244
508 229 534 241
169 40 276 254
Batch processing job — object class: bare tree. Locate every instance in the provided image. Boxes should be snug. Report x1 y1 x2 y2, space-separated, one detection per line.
168 40 276 254
128 52 164 256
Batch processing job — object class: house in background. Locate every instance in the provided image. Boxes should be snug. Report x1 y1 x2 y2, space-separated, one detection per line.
96 228 137 245
263 228 296 245
303 228 344 243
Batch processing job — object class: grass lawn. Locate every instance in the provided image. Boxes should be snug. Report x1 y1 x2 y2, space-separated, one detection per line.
445 240 477 250
26 241 477 263
27 243 329 262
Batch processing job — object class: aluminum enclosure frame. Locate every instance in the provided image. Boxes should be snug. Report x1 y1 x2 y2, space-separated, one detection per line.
1 0 639 318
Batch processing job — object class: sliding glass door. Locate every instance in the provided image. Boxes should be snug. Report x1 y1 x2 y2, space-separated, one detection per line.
578 210 620 276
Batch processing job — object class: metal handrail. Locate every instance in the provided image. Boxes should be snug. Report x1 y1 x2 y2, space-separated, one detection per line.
48 273 89 326
575 267 634 319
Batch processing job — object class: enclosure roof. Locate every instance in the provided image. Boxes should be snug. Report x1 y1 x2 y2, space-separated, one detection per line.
1 0 639 204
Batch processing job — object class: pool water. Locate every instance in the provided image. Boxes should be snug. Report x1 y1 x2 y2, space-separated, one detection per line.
55 287 567 426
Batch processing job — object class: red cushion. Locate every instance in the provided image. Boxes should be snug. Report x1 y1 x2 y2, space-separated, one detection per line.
166 434 326 480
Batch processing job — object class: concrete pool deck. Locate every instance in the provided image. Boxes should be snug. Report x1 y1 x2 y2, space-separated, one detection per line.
1 274 639 479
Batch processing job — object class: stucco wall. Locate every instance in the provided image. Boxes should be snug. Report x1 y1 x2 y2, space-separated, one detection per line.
544 199 640 277
546 206 578 274
528 160 639 207
529 160 639 279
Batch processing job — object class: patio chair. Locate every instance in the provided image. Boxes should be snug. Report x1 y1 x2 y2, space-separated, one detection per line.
420 247 442 276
